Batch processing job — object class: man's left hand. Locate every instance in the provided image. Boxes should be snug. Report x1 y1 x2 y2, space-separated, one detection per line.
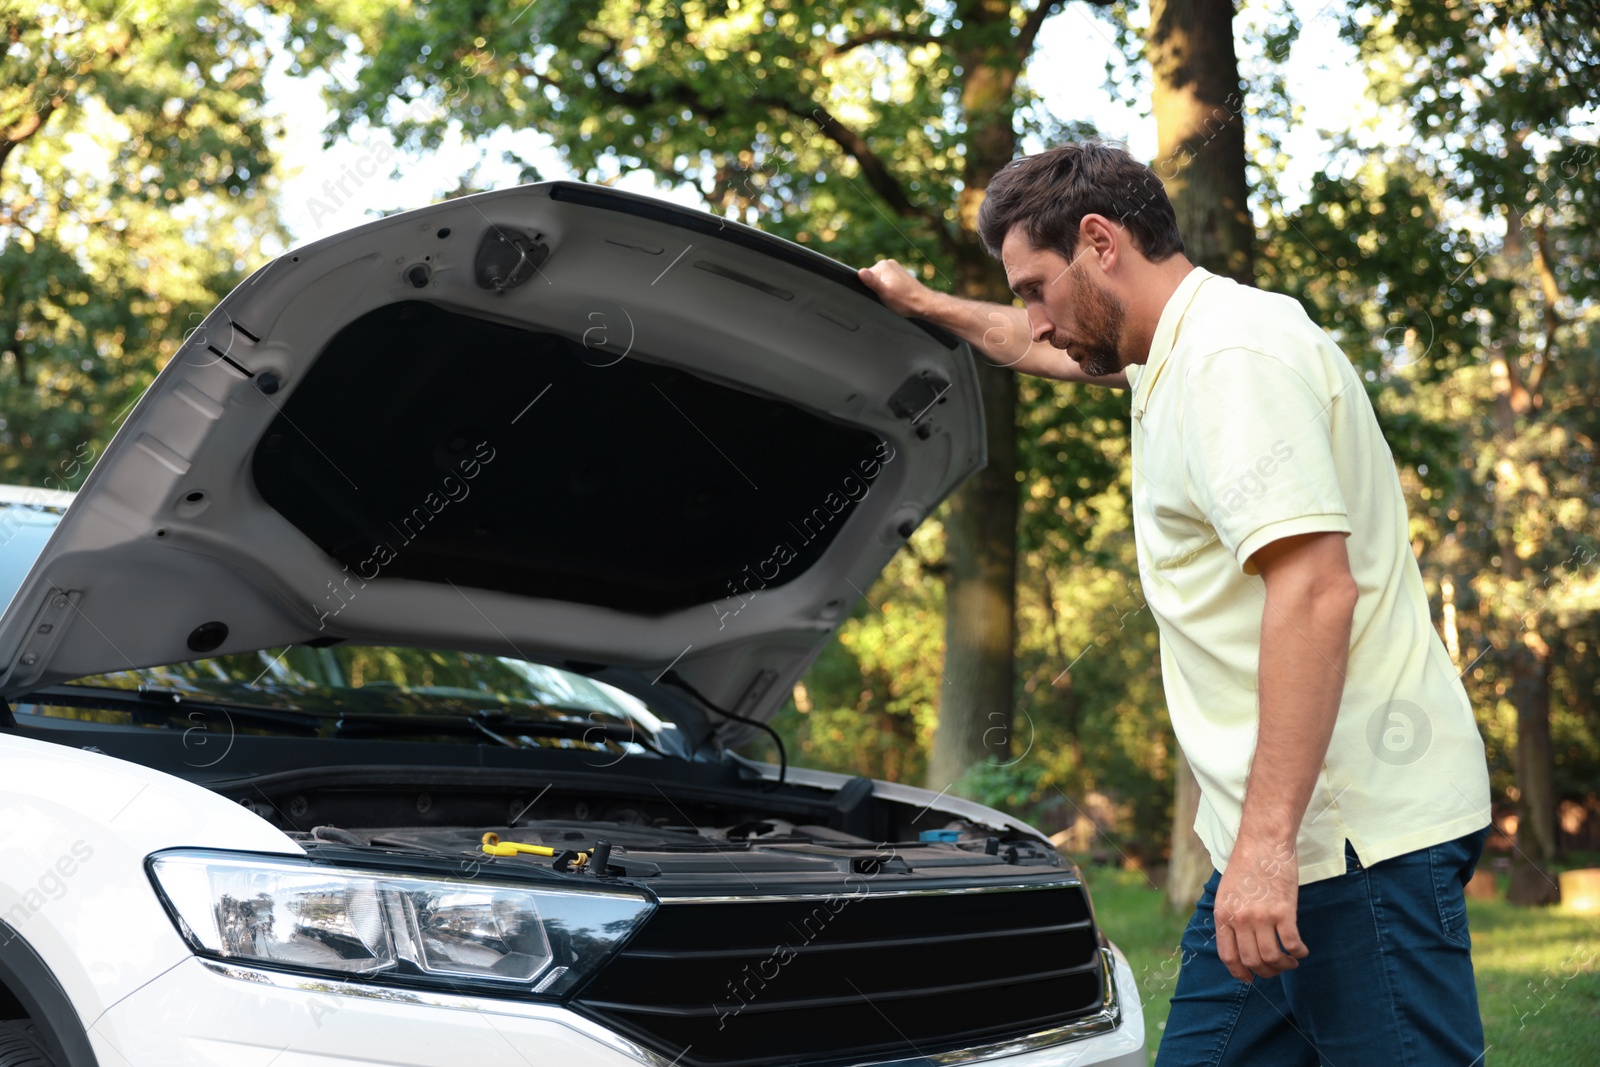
1213 834 1308 983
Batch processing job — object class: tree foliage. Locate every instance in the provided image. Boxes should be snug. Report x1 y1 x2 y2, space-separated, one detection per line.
0 0 286 485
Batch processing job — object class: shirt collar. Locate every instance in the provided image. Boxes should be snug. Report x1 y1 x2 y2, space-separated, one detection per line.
1130 265 1214 421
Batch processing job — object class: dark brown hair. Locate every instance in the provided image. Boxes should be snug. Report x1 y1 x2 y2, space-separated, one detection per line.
977 142 1184 263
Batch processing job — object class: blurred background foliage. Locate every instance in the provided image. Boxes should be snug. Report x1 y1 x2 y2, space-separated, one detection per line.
1 0 286 484
2 0 1597 902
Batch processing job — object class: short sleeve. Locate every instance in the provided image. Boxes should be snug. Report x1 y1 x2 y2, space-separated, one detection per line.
1180 347 1351 574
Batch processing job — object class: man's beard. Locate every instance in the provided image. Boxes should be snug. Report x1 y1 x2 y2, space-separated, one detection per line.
1068 258 1126 378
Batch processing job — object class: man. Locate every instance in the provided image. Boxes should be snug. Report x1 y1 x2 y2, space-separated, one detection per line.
859 141 1492 1065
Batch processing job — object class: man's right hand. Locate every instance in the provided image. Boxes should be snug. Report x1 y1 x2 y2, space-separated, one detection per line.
857 259 928 319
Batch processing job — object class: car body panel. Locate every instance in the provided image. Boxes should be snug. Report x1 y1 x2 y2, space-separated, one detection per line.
1 723 1148 1067
0 183 984 744
0 732 302 1028
88 948 1146 1067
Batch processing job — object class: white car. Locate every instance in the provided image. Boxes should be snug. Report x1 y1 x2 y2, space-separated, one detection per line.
0 184 1145 1067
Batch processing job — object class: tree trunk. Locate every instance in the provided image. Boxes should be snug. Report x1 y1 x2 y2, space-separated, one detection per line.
1490 204 1561 906
1148 0 1256 283
1507 638 1561 905
1167 749 1212 908
1487 330 1553 904
1146 0 1255 909
928 359 1019 790
926 3 1024 792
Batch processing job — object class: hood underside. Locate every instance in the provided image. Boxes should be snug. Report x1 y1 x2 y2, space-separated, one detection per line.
0 182 984 732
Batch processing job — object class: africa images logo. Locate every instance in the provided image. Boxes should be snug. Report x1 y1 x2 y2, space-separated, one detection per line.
1366 699 1433 766
313 440 498 630
712 440 897 629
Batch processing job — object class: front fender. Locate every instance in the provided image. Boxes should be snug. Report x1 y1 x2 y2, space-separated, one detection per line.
0 733 300 1027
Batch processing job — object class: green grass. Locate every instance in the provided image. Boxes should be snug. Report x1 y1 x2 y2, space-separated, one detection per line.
1086 867 1600 1066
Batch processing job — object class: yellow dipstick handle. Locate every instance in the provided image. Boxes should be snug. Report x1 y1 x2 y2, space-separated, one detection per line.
481 832 589 866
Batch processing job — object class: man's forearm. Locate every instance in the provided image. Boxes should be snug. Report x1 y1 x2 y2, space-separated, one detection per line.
908 289 1126 386
1238 579 1357 846
1212 531 1355 982
909 291 1038 370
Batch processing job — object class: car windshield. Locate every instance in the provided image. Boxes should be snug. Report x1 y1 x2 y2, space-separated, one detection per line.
0 493 674 756
15 644 671 754
0 499 68 613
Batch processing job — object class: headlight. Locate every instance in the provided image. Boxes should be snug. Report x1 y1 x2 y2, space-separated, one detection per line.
148 850 653 997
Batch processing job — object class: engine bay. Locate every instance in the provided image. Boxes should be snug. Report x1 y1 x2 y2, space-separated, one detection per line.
228 772 1069 890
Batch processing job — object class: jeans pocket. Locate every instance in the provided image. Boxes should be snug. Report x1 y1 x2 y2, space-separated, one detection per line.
1429 834 1475 949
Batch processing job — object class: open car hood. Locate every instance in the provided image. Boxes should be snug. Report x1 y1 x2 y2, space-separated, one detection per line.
0 183 984 738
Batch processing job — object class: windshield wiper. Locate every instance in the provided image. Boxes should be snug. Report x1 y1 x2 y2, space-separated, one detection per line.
334 709 661 752
14 686 661 753
13 684 325 734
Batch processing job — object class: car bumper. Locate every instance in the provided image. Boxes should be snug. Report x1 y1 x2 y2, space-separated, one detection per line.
87 948 1146 1067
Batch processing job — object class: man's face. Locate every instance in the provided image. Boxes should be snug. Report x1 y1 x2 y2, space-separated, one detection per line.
1002 227 1127 378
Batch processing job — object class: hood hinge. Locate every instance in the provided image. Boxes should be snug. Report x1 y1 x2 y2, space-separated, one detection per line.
1 588 81 694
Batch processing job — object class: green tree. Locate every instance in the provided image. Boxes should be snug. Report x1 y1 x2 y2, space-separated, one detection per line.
0 0 285 486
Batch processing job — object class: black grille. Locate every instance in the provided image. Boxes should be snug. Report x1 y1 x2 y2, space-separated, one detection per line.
571 882 1103 1067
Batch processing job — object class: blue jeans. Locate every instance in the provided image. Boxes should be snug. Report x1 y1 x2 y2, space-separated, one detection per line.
1154 827 1490 1066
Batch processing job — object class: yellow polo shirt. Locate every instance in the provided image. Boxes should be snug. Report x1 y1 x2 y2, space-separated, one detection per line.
1125 266 1490 885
